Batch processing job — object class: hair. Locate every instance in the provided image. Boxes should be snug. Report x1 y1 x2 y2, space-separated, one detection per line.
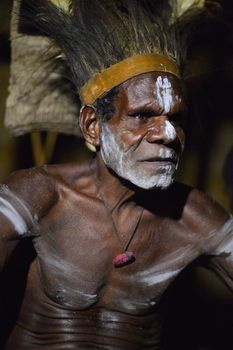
20 0 211 124
94 86 120 122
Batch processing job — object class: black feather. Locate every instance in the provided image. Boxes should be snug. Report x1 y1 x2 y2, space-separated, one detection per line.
20 0 178 98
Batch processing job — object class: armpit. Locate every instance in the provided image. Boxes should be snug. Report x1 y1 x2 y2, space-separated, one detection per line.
0 184 35 237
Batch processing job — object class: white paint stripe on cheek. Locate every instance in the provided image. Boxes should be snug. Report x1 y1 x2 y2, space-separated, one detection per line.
0 197 28 235
165 120 176 142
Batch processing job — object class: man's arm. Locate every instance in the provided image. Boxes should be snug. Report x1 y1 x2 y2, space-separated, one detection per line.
182 187 233 291
0 166 58 269
204 217 233 292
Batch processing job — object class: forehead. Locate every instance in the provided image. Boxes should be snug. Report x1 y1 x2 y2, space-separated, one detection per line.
117 71 183 109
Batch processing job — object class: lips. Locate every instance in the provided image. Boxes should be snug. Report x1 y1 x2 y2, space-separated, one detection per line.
139 156 178 164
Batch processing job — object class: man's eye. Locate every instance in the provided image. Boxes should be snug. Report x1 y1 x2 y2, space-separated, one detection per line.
135 114 148 121
128 111 155 121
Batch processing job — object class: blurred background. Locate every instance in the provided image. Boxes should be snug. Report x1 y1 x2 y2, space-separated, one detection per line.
0 0 233 349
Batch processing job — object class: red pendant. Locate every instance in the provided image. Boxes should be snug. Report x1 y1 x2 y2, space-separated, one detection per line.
113 251 135 268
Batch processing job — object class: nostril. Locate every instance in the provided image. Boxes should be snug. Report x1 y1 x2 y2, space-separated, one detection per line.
145 130 159 143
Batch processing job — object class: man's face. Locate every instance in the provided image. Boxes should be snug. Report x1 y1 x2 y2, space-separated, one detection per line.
100 72 186 190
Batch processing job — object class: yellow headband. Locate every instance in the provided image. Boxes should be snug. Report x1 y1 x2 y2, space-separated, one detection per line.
80 53 180 105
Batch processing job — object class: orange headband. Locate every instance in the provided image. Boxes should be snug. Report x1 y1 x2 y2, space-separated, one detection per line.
80 53 180 105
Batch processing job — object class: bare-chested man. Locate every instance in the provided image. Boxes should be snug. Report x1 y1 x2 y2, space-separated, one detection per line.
1 0 233 349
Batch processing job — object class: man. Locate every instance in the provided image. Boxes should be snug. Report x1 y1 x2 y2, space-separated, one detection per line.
1 0 233 349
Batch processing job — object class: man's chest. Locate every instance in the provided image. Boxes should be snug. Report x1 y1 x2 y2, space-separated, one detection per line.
31 195 201 313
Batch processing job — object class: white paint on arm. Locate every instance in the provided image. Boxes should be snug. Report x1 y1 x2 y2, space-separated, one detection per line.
210 216 233 258
0 197 28 235
0 185 35 236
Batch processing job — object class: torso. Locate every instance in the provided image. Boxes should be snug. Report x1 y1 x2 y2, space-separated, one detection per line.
4 161 229 349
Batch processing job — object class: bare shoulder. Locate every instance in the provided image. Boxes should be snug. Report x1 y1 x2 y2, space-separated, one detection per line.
44 161 93 193
2 165 59 221
179 183 230 237
44 161 88 182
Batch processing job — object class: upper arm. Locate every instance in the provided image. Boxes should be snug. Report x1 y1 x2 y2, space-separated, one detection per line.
203 217 233 292
0 166 58 268
182 188 230 238
186 189 233 291
182 189 233 292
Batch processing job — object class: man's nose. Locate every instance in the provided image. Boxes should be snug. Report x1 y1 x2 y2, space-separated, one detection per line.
145 116 177 144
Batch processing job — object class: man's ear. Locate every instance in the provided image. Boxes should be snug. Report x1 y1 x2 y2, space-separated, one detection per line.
79 105 101 146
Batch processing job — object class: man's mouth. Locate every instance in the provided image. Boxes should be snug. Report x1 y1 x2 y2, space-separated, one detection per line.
139 156 177 164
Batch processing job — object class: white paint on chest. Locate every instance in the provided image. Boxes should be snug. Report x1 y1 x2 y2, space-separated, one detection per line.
111 250 189 313
137 245 196 287
0 197 27 234
36 246 100 309
0 185 33 235
140 268 181 286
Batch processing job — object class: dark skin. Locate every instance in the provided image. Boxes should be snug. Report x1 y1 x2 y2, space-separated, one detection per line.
0 72 231 349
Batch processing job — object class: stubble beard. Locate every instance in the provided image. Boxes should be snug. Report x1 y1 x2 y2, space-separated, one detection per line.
100 123 176 190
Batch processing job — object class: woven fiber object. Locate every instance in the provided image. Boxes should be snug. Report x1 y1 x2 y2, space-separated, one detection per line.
5 0 81 136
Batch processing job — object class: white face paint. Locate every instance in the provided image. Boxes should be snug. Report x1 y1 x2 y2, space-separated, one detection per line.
100 123 177 189
155 76 174 114
0 186 34 236
164 120 176 142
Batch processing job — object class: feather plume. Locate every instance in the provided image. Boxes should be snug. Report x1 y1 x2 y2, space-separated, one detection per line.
171 0 205 19
21 0 178 92
6 0 219 136
49 0 71 12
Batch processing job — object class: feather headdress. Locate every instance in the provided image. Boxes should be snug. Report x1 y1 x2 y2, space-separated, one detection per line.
5 0 206 136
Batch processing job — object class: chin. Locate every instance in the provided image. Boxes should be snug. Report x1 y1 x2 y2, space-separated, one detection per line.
124 172 175 190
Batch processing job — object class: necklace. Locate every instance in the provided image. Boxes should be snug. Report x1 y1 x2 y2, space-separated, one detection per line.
91 161 144 268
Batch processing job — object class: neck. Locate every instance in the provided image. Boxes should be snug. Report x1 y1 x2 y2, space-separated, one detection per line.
91 153 138 210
